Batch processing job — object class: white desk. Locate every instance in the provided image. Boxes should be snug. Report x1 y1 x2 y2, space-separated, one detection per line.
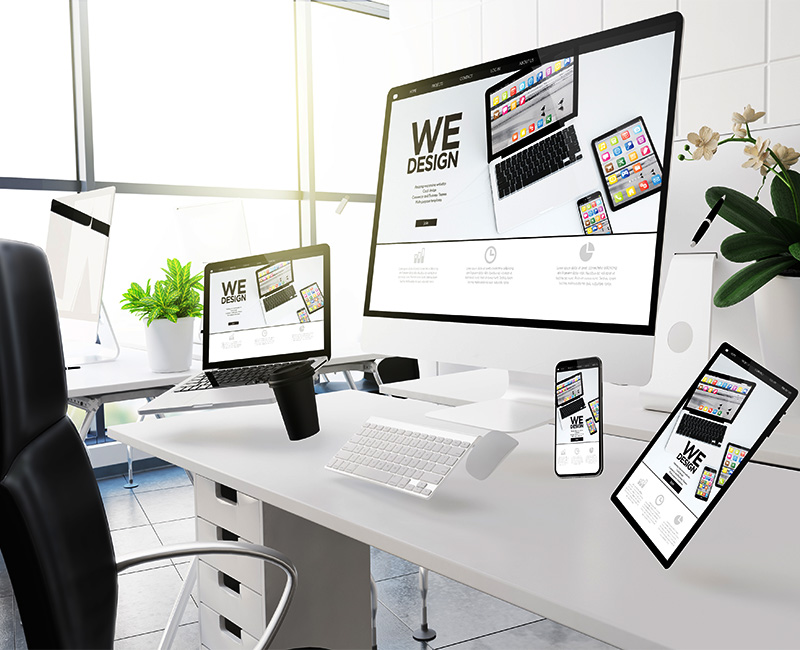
109 390 800 650
381 369 800 471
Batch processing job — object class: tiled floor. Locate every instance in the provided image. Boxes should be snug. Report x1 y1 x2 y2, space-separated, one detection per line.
0 465 615 650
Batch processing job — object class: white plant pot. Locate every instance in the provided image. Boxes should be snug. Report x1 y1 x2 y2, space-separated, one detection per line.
753 274 800 416
145 317 195 373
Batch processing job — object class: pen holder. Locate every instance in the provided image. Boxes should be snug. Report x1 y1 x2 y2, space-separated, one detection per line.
268 361 320 441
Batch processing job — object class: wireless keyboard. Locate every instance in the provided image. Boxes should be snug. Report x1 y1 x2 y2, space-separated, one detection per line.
263 284 297 312
325 417 477 499
559 397 586 419
675 413 725 447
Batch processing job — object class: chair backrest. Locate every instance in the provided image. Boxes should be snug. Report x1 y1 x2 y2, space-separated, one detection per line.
0 240 118 649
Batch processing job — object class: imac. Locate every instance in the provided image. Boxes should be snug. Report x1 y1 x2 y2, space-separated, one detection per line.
362 14 683 431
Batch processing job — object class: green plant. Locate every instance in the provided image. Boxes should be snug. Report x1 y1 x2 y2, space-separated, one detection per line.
120 258 203 326
680 105 800 307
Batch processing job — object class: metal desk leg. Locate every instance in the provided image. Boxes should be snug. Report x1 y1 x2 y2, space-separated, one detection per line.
413 566 436 642
344 370 358 391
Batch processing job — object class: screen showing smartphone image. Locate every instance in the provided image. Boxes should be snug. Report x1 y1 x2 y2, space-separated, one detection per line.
555 357 602 477
577 191 612 234
612 343 796 568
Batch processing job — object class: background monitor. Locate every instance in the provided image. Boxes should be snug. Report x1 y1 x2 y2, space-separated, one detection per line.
362 14 683 431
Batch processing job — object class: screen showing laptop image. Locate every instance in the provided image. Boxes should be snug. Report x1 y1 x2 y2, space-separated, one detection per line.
140 244 330 415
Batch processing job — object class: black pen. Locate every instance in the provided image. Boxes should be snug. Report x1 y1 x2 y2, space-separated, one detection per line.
690 195 725 247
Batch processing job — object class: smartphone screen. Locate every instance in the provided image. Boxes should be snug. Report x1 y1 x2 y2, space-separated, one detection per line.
716 442 749 488
555 357 603 477
577 191 612 235
694 466 716 501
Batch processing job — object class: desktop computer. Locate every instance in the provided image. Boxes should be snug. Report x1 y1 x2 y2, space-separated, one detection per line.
361 14 683 432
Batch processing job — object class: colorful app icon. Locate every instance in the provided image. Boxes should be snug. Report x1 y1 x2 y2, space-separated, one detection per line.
620 168 630 179
610 136 619 145
599 142 607 151
520 128 527 137
510 86 517 96
543 114 551 124
529 123 536 132
502 91 508 100
518 82 526 91
493 111 500 120
609 174 618 184
651 174 661 185
604 163 614 173
564 57 571 66
511 100 517 110
641 145 651 155
629 151 639 162
639 181 649 191
519 95 526 105
616 157 626 167
601 152 611 162
528 77 534 86
537 119 544 129
625 141 634 151
621 130 630 140
512 132 518 142
536 71 543 82
591 201 597 207
613 191 624 203
555 61 562 72
581 205 588 212
597 205 604 212
612 146 622 156
633 125 642 133
633 163 643 173
637 135 646 145
502 105 509 115
626 187 636 197
546 66 552 76
493 96 499 106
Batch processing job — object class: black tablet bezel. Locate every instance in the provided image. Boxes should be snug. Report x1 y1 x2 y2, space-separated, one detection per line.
300 282 325 314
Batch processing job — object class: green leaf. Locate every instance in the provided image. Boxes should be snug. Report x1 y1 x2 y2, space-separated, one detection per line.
706 186 777 235
719 232 788 262
770 169 800 222
713 256 798 307
770 216 800 244
790 242 800 262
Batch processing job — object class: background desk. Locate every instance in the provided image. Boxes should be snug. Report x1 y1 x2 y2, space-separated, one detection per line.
109 390 800 650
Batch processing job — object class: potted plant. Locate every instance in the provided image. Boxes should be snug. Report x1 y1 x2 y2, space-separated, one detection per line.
121 258 203 372
681 105 800 391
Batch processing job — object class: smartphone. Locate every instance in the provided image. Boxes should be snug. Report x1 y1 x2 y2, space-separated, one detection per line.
577 191 612 235
554 357 603 477
695 466 716 501
716 442 749 488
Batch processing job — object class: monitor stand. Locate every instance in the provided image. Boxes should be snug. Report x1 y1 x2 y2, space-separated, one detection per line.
426 370 553 433
62 302 120 366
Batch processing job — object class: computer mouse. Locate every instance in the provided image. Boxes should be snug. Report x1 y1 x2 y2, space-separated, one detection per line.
466 430 519 480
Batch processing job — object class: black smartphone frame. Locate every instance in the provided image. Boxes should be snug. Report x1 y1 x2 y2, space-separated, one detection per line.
576 191 613 235
694 466 716 502
554 356 603 478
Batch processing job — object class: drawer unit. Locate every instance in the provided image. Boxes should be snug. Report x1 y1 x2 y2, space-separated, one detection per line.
198 560 266 640
199 603 259 650
195 475 263 543
196 516 266 596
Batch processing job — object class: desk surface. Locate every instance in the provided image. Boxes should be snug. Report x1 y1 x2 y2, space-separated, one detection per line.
109 390 800 650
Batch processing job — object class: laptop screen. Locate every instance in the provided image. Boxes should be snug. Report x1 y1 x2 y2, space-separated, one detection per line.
685 372 755 424
488 56 577 158
203 245 330 368
556 372 583 406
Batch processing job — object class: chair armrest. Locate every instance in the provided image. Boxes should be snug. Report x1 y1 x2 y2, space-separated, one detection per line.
116 541 296 650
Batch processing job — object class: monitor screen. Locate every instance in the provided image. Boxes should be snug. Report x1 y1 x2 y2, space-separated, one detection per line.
365 15 680 339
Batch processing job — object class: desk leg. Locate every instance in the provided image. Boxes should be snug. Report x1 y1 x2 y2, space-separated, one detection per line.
262 502 372 650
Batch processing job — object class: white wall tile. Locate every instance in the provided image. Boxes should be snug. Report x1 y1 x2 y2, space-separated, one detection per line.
678 66 766 139
679 0 766 77
766 57 800 127
769 0 800 61
537 0 601 46
432 3 482 74
603 0 678 29
482 0 537 62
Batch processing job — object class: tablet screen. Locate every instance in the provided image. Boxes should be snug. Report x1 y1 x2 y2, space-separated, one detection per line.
611 343 796 568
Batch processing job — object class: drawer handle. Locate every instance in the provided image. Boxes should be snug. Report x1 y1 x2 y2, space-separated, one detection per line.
216 482 238 505
221 615 242 642
220 571 241 595
216 526 239 542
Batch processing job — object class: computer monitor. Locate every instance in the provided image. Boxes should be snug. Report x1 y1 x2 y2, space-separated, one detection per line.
362 14 683 431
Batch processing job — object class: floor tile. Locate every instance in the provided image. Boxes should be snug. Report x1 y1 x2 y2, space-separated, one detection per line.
371 546 418 582
96 474 132 499
376 601 434 650
128 465 192 494
103 493 149 531
444 619 617 650
115 565 197 639
114 621 199 650
377 571 542 650
154 517 196 547
135 485 195 524
0 596 15 649
111 525 170 574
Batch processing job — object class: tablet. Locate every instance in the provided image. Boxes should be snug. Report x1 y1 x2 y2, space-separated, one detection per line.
300 282 324 314
611 343 796 568
591 116 663 211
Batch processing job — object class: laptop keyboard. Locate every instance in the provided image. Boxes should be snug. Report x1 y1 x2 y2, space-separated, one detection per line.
175 362 304 392
496 124 582 199
325 417 477 499
559 397 586 419
675 414 725 447
263 285 296 312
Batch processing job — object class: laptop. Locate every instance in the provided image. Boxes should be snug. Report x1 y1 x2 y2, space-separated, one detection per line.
662 371 755 450
140 244 330 415
556 371 586 419
257 260 297 313
485 50 588 233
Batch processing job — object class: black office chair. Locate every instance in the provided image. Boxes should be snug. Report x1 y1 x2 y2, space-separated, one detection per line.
0 240 297 649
